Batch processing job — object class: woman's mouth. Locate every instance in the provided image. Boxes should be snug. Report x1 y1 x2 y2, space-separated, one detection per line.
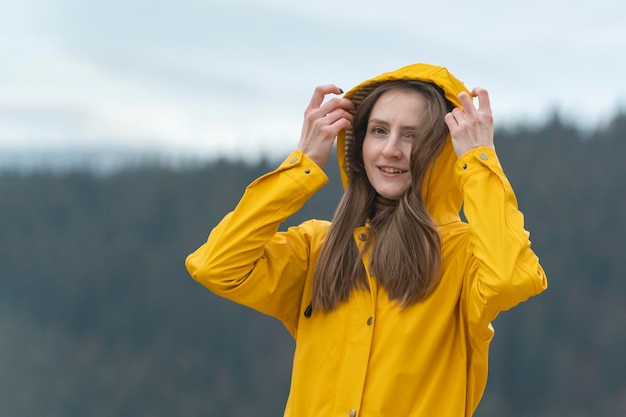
378 166 407 174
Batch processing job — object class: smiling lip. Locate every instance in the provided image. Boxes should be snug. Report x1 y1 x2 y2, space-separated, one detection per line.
378 166 408 174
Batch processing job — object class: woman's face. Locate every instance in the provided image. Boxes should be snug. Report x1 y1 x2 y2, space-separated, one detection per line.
362 88 426 200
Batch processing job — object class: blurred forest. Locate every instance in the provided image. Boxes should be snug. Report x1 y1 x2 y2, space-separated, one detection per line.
1 113 626 417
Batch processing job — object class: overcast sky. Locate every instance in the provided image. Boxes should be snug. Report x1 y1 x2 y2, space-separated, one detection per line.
1 0 625 162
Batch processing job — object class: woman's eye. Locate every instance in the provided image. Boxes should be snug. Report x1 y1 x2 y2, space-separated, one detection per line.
372 127 386 135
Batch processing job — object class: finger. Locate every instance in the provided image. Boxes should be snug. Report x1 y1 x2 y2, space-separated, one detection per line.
457 91 475 113
444 112 457 131
449 107 465 125
307 84 344 109
324 112 352 134
332 117 352 134
323 108 353 126
319 97 355 116
471 87 492 113
305 99 353 128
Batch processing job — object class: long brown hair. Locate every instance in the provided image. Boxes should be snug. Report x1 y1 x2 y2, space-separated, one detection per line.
312 80 452 311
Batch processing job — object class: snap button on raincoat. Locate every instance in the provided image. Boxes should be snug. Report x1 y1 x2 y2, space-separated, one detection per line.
186 63 548 416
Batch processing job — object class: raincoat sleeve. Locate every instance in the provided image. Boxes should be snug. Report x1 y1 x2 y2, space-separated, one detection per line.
185 151 329 336
455 146 547 339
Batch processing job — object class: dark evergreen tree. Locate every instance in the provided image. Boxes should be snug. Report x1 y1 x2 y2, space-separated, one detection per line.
1 113 625 416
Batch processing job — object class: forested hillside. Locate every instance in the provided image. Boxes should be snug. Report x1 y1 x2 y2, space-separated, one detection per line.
1 113 625 416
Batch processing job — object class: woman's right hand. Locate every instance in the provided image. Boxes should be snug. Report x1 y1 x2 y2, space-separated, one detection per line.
297 85 354 168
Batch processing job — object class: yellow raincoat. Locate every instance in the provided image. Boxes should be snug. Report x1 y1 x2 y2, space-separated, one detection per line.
186 63 548 416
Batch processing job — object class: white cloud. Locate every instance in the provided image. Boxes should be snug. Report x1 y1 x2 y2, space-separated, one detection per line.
1 0 625 160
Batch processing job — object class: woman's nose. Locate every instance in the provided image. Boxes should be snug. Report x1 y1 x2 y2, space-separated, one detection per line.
381 137 403 158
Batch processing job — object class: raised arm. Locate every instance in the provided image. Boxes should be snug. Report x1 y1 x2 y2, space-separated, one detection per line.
185 86 353 334
446 88 547 337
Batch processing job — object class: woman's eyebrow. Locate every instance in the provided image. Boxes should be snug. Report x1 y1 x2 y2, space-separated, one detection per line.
368 118 389 125
369 118 418 130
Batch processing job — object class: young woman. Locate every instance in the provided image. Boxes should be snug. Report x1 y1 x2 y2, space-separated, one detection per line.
186 63 547 416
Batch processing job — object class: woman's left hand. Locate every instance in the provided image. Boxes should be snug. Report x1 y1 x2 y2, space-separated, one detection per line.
444 87 495 158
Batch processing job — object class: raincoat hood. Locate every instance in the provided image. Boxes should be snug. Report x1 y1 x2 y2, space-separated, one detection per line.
337 63 470 225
